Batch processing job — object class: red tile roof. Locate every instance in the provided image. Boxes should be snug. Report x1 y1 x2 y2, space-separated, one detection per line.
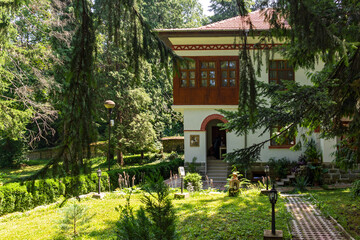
198 10 271 31
157 9 282 33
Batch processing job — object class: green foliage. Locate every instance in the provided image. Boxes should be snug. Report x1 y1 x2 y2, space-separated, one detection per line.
183 173 202 191
58 201 95 238
116 177 177 240
0 137 27 168
220 1 360 169
0 173 108 216
142 176 177 240
108 158 184 190
187 157 197 173
304 139 322 163
351 180 360 198
293 176 309 192
141 0 206 29
209 0 243 23
267 157 295 179
116 195 153 240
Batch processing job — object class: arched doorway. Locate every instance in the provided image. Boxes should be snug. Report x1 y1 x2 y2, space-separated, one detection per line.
206 119 226 159
200 114 229 183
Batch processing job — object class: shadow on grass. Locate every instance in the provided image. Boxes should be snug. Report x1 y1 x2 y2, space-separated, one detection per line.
176 192 291 240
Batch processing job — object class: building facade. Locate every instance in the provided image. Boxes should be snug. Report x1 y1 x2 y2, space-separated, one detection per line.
158 10 336 179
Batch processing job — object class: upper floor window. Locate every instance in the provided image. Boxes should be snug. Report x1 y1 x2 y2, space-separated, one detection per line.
200 61 216 87
180 61 196 87
178 57 238 88
269 60 294 84
221 61 236 87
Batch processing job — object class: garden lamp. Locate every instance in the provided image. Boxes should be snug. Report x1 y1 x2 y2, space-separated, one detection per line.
268 184 278 235
104 100 115 171
97 168 102 194
264 165 270 190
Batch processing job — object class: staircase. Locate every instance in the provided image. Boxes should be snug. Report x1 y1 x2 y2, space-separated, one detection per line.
276 173 296 186
206 159 231 183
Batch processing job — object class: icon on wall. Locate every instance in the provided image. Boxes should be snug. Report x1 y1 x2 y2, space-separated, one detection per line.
190 135 200 147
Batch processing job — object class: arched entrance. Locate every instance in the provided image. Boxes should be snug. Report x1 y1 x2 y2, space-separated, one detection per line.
206 119 226 159
200 114 229 183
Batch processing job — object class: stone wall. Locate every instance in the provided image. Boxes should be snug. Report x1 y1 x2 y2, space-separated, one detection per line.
161 137 184 153
26 143 107 160
322 163 360 184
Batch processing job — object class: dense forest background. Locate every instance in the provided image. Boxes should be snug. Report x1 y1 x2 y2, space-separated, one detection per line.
0 0 359 173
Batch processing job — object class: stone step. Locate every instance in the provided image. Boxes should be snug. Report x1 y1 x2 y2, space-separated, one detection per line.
207 163 229 167
282 178 290 182
288 174 296 179
206 177 228 183
207 166 229 171
206 174 228 179
206 170 229 174
276 181 284 186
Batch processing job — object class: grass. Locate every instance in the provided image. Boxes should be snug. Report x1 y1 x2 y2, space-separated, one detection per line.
306 188 360 240
0 153 173 184
0 188 292 239
0 159 50 183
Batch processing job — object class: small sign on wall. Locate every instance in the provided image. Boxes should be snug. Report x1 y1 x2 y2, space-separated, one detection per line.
190 135 200 147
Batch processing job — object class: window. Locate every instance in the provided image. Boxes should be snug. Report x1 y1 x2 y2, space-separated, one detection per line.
177 57 238 88
200 61 216 87
180 61 196 87
221 61 236 87
270 126 295 148
269 60 294 84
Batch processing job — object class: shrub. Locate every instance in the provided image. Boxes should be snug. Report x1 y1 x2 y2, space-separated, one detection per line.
268 157 295 179
108 158 184 190
183 173 202 191
116 177 177 240
58 201 95 238
0 138 27 168
351 180 360 197
0 173 109 216
293 176 309 192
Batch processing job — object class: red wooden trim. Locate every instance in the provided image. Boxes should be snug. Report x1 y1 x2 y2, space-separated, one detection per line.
173 44 282 51
268 145 294 149
200 114 228 131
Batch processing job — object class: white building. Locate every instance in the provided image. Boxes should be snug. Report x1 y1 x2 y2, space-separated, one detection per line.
157 10 336 182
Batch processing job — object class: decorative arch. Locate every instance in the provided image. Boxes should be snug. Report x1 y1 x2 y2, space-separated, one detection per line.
200 114 228 131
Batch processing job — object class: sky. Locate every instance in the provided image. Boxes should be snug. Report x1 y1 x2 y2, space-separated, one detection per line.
198 0 214 16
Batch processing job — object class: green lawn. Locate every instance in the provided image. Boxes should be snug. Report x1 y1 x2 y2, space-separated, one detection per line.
0 159 50 183
307 188 360 240
0 188 292 240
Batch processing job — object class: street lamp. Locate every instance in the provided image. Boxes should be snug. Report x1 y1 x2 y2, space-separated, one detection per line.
97 168 102 194
104 100 115 171
264 165 270 190
268 184 278 235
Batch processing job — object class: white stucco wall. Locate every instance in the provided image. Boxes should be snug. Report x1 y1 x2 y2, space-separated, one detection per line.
171 35 333 164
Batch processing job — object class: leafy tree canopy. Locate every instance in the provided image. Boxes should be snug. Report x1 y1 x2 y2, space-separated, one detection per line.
220 0 360 170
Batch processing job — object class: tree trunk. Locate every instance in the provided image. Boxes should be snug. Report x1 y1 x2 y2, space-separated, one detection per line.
141 151 144 159
117 149 124 166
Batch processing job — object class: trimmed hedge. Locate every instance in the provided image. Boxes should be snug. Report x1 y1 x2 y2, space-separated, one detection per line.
108 158 184 189
123 154 158 165
0 173 108 216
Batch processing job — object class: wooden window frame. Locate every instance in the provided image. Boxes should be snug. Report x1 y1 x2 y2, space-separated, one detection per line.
177 57 239 89
200 61 216 87
269 60 295 85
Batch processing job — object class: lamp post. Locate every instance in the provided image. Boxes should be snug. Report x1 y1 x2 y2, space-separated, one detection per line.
264 165 270 190
104 100 115 171
268 184 278 235
97 168 102 195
